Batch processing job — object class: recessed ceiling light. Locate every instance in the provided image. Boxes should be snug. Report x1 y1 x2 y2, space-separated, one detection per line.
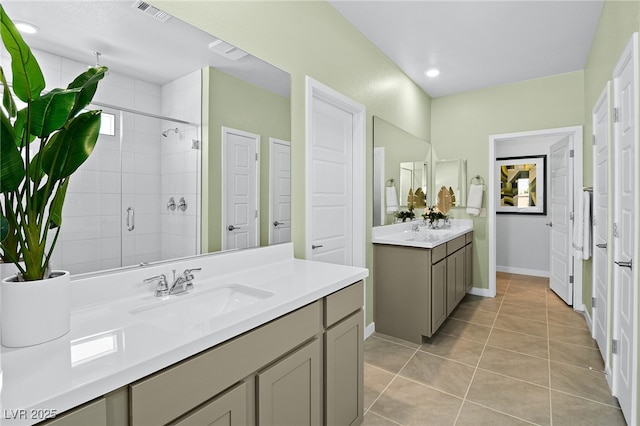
425 69 440 78
14 21 39 34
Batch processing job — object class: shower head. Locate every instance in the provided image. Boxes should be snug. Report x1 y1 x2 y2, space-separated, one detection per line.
162 127 179 137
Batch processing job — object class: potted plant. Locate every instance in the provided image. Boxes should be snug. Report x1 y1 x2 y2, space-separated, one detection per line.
422 206 447 228
0 6 107 347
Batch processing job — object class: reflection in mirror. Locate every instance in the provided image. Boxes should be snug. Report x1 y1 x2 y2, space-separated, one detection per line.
2 1 291 276
373 117 432 226
434 159 467 209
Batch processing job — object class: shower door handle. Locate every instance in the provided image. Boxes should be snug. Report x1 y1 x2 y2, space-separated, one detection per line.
127 207 135 231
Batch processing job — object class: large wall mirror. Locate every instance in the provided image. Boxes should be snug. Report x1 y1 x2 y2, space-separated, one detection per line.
373 117 432 226
2 1 291 276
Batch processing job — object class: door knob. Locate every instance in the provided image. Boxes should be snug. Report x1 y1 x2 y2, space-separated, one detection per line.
545 222 553 227
273 221 282 227
615 259 633 270
312 244 323 249
596 243 607 249
227 225 241 231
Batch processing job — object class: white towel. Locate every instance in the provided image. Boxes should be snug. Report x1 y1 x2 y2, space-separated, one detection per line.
386 186 399 213
466 184 484 216
572 191 592 260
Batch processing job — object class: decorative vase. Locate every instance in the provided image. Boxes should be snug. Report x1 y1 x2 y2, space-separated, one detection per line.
1 270 71 347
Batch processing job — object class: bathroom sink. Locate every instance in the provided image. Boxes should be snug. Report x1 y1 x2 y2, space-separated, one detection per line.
130 284 274 331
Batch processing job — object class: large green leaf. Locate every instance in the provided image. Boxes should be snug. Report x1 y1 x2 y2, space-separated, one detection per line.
49 178 69 229
30 88 78 137
0 66 17 118
0 215 8 243
67 66 108 118
41 110 101 180
0 114 24 192
0 5 45 103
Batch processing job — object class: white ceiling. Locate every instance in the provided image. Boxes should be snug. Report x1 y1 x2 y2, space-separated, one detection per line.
329 0 605 97
1 0 290 97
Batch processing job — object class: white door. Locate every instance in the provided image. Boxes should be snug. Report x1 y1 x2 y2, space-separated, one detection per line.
269 138 291 245
549 136 573 305
222 127 259 251
612 33 637 425
306 78 365 267
592 84 611 364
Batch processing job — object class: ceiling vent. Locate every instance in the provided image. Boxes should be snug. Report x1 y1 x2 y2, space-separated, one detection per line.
208 39 249 61
131 1 172 23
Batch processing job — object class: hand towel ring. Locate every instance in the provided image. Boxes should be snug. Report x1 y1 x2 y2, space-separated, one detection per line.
470 175 485 190
386 178 396 188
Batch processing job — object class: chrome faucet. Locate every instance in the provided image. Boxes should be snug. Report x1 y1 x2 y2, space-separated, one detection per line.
144 274 169 297
168 268 202 295
144 268 201 297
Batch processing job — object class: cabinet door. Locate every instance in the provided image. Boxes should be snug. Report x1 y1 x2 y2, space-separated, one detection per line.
431 260 447 334
446 250 465 315
325 310 363 426
465 243 473 292
42 398 106 426
174 382 247 426
257 339 321 426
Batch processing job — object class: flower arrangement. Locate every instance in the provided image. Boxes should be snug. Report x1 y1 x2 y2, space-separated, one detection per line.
422 206 447 226
394 207 415 222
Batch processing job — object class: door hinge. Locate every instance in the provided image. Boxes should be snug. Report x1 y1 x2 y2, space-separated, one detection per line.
569 275 574 284
569 212 574 221
255 153 258 161
613 108 620 123
612 339 618 354
255 210 258 218
592 134 596 146
569 149 575 158
592 297 597 308
191 139 200 150
592 215 596 226
613 223 619 238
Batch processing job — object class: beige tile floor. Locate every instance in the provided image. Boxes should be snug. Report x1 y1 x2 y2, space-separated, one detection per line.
363 272 627 426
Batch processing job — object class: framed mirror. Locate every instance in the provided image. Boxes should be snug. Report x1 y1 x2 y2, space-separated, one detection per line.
2 1 291 276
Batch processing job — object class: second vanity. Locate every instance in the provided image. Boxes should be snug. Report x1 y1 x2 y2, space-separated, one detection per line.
0 243 368 426
372 220 473 344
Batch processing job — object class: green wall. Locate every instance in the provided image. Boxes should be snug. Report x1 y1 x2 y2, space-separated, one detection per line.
156 1 432 326
202 67 290 253
431 71 585 290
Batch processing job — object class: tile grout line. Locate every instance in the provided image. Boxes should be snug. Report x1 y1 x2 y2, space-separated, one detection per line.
365 345 421 426
452 275 511 425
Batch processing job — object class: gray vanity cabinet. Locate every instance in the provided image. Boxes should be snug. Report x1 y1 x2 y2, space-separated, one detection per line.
174 382 247 426
465 232 473 292
374 231 473 345
257 339 322 426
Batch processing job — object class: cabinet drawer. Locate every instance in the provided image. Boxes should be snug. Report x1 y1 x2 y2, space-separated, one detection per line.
447 236 465 255
432 244 447 264
465 231 473 245
174 382 247 426
130 301 322 426
324 281 364 328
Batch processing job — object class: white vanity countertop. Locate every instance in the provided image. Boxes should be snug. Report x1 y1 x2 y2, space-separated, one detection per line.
0 243 368 425
372 219 473 249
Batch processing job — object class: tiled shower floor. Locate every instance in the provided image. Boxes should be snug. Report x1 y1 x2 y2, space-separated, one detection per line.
363 272 627 425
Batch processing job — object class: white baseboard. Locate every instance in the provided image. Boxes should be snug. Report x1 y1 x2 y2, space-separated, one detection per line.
365 322 375 340
582 308 593 334
468 287 494 297
496 265 549 278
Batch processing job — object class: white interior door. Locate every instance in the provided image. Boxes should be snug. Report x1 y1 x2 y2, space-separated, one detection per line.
592 83 611 364
269 138 291 245
549 136 573 305
612 33 637 425
309 95 353 265
306 77 365 267
222 127 259 251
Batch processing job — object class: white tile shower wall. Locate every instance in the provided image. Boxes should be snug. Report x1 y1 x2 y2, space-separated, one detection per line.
160 70 202 261
26 48 164 275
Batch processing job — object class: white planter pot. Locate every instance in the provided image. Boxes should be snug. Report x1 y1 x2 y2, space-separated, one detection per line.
1 270 71 347
0 262 20 281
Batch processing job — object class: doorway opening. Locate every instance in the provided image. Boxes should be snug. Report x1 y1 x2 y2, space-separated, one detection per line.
488 126 584 309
